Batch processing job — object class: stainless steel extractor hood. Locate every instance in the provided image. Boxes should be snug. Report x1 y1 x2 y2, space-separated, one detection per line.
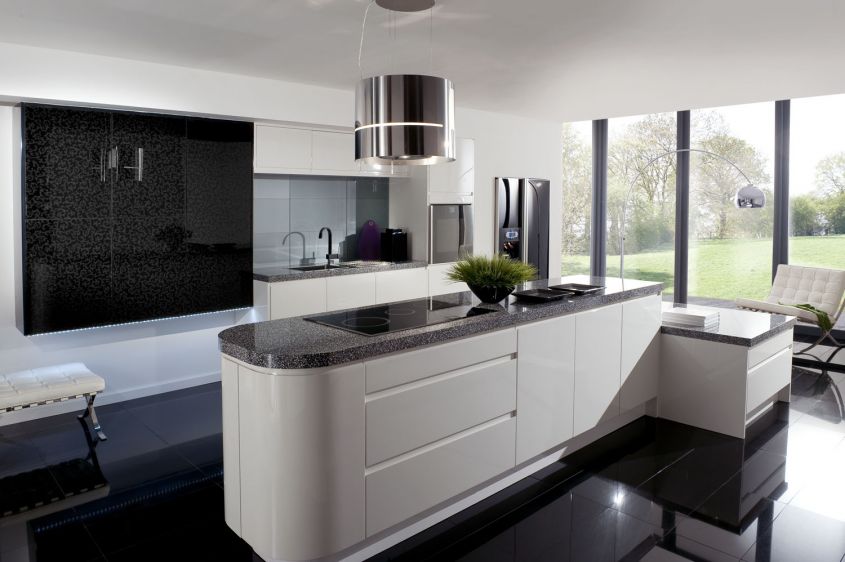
354 74 455 166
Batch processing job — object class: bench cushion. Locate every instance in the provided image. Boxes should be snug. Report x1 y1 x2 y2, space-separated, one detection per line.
0 363 105 411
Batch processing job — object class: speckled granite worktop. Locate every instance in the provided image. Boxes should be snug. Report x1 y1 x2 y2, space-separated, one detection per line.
219 276 663 370
659 302 797 347
253 260 427 282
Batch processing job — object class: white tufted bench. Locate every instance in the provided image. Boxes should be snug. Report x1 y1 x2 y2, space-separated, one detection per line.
0 363 107 440
737 264 845 354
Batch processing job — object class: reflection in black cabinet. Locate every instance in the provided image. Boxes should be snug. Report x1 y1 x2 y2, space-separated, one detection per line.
20 104 253 335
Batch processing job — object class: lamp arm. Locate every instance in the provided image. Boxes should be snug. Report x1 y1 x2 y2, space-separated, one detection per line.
618 147 754 279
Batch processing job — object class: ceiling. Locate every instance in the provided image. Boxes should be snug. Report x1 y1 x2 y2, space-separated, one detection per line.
1 0 844 122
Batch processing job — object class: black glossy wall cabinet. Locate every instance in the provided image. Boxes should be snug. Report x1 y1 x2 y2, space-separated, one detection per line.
20 104 253 334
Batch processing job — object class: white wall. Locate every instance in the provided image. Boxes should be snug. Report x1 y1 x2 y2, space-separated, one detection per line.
0 43 563 424
457 108 562 273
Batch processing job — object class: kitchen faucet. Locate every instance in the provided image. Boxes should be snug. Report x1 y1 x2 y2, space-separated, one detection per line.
282 231 309 265
319 227 340 263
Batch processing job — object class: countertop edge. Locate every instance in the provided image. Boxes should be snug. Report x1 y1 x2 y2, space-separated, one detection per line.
219 282 664 370
660 316 797 347
253 260 428 282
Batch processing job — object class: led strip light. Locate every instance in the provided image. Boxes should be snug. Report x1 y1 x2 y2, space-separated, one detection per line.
354 121 444 132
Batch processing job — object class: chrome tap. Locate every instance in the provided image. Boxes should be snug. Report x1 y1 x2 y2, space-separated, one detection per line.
283 231 308 265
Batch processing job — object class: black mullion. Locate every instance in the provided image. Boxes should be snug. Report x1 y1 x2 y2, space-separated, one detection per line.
773 100 790 279
590 119 608 277
674 111 691 303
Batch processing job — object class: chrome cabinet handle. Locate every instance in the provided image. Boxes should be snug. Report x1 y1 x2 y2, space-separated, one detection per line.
93 149 105 182
123 147 143 182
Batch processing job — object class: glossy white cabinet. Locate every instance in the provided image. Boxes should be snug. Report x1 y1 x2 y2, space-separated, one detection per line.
365 416 516 535
573 304 623 435
312 130 356 173
326 273 376 311
515 315 576 464
428 137 475 197
374 268 428 304
366 356 516 466
427 262 468 296
269 278 327 319
620 294 661 412
254 124 409 177
254 124 312 173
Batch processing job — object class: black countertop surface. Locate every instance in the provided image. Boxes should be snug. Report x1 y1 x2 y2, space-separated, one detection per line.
219 275 663 370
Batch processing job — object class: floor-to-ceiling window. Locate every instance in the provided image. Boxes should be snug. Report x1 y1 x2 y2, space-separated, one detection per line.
688 103 774 302
560 121 592 275
605 113 677 294
789 94 845 272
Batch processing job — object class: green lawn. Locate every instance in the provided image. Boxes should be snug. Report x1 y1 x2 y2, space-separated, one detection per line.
561 235 845 301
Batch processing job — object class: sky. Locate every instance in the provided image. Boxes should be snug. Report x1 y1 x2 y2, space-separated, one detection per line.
565 93 845 196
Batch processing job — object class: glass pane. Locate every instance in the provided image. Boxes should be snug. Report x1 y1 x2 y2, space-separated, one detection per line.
689 103 774 304
606 113 677 297
560 121 592 275
789 94 845 331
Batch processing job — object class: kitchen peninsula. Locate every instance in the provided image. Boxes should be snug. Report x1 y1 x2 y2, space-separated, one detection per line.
217 275 795 562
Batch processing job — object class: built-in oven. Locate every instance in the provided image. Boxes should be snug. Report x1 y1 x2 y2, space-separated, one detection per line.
429 204 474 264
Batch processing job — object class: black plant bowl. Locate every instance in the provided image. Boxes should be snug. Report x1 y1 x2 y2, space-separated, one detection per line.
467 284 515 304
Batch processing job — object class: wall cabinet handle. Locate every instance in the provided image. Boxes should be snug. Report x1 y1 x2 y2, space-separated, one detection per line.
93 148 105 182
123 147 144 182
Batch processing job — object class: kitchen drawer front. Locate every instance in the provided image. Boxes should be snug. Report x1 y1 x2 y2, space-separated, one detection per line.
365 416 516 536
326 273 376 311
747 330 792 370
746 347 792 415
366 356 516 466
365 329 517 393
374 268 428 304
269 278 328 319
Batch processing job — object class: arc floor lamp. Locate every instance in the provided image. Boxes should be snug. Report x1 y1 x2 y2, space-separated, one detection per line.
618 147 766 280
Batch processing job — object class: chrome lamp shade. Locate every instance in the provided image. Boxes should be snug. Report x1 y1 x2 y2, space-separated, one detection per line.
735 184 766 209
355 74 455 165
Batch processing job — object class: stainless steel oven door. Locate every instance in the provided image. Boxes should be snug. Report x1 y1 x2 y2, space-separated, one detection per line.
429 204 474 264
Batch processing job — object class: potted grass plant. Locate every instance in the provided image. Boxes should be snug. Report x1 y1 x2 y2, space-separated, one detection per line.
447 254 538 304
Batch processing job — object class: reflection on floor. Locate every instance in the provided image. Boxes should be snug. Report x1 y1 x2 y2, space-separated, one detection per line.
1 367 844 562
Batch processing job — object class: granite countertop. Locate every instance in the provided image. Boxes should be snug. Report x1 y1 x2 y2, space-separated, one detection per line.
659 302 797 347
253 260 428 282
219 275 663 370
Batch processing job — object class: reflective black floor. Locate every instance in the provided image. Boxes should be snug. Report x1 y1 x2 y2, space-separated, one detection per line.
1 365 844 562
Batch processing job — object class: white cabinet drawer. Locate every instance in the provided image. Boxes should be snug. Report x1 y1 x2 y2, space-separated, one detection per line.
365 329 517 393
747 330 793 370
269 278 327 319
374 268 428 304
746 347 792 415
427 262 468 296
326 273 376 311
366 357 516 466
365 416 516 535
254 125 312 172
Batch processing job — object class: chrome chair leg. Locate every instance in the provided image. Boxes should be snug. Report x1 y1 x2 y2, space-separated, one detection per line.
78 395 107 441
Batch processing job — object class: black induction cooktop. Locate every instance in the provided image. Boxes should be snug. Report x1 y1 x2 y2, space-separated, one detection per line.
305 296 499 336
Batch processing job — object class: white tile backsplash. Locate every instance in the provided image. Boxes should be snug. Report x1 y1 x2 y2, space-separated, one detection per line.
254 198 289 234
254 177 290 198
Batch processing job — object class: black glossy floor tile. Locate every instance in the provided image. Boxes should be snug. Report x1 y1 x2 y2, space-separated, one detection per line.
29 521 104 562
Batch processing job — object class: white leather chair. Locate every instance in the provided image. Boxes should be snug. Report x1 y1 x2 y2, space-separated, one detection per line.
736 264 845 354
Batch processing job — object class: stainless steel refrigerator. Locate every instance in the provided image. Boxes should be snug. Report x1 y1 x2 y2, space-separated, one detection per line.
494 177 550 279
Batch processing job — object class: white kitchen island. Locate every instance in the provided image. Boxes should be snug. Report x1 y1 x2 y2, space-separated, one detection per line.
217 276 795 562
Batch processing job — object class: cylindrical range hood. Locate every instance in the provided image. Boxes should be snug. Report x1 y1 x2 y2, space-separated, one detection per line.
354 74 455 166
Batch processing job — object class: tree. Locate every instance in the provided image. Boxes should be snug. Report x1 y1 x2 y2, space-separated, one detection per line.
815 153 845 195
560 123 592 256
820 192 845 234
790 195 821 236
607 113 677 253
